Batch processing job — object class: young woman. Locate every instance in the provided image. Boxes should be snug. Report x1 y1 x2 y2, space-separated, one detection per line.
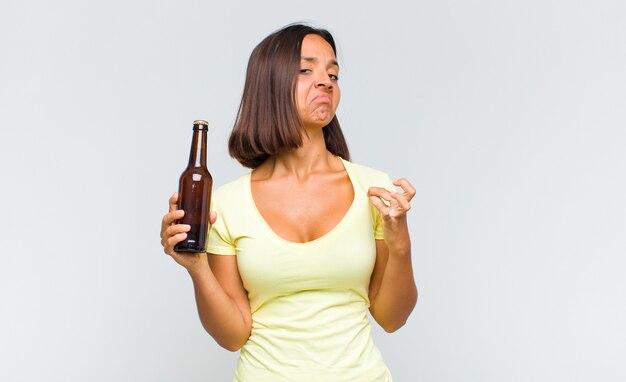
160 24 417 381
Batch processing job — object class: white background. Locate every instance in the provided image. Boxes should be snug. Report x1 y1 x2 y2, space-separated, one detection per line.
1 0 625 381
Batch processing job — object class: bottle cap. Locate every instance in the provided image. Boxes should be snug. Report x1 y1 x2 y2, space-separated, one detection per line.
193 120 209 126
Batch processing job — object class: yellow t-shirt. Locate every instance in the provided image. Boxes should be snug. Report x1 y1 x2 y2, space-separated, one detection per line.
206 159 395 382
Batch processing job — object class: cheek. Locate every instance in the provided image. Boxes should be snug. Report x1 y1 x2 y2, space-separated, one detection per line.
295 86 307 109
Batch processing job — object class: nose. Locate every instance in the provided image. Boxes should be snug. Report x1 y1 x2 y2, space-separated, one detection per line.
314 74 333 90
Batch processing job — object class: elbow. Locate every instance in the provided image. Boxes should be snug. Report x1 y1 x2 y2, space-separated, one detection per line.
376 290 418 333
381 323 402 333
221 342 243 352
215 336 247 352
381 317 409 333
372 309 410 333
208 328 250 352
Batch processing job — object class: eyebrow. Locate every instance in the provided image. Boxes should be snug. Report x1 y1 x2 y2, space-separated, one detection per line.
301 56 339 68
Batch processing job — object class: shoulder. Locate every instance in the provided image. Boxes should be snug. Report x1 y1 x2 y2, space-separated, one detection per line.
212 172 249 206
343 159 393 190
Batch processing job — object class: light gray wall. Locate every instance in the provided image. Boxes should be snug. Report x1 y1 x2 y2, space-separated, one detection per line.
1 0 625 381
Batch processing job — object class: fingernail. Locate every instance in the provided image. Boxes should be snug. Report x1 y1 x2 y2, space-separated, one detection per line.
183 225 191 231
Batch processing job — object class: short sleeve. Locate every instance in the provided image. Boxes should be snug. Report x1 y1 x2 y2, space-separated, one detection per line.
205 190 237 255
372 208 384 240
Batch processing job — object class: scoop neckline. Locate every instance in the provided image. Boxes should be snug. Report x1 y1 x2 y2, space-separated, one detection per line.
246 157 358 246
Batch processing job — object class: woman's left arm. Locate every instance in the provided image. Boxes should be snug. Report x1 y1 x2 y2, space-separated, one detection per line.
367 178 418 332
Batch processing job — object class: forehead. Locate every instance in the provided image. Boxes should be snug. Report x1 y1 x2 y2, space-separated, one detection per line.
300 34 336 60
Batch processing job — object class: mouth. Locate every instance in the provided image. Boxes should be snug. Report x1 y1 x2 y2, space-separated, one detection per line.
312 94 332 104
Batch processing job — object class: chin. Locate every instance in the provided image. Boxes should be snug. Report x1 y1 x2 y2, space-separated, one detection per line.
314 113 334 125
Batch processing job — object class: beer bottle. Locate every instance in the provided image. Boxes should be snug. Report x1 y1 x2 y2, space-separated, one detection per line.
174 120 213 253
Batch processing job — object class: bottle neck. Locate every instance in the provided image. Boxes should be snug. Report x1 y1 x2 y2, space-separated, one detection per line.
188 128 207 167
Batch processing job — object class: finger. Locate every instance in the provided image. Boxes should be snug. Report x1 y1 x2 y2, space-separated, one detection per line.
393 178 415 197
390 192 411 211
209 211 218 225
368 194 391 216
163 223 191 243
161 192 182 235
385 195 409 218
367 186 395 207
161 209 185 235
164 232 187 255
161 223 189 244
393 178 416 201
169 192 179 213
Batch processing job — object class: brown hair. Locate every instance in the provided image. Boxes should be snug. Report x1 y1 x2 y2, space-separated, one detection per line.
228 23 350 169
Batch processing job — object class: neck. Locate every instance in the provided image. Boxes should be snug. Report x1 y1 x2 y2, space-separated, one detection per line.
256 128 336 180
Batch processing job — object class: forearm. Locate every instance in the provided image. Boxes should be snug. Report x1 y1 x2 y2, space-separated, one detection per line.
370 248 417 332
189 267 251 351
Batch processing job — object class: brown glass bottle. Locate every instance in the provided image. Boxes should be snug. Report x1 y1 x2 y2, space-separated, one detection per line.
174 120 213 253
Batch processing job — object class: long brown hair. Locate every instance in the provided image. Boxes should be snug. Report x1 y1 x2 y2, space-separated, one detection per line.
228 23 350 169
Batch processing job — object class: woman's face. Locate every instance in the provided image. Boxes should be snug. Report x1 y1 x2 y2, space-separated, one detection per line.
296 34 341 130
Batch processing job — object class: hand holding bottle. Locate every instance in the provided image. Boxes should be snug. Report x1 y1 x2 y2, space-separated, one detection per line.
160 192 217 272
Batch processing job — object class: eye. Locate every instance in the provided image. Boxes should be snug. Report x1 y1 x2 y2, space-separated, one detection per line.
299 68 312 74
329 73 339 81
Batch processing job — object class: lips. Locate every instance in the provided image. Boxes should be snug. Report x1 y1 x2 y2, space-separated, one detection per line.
312 94 332 104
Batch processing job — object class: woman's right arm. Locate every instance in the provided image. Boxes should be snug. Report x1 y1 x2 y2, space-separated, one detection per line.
160 193 252 351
